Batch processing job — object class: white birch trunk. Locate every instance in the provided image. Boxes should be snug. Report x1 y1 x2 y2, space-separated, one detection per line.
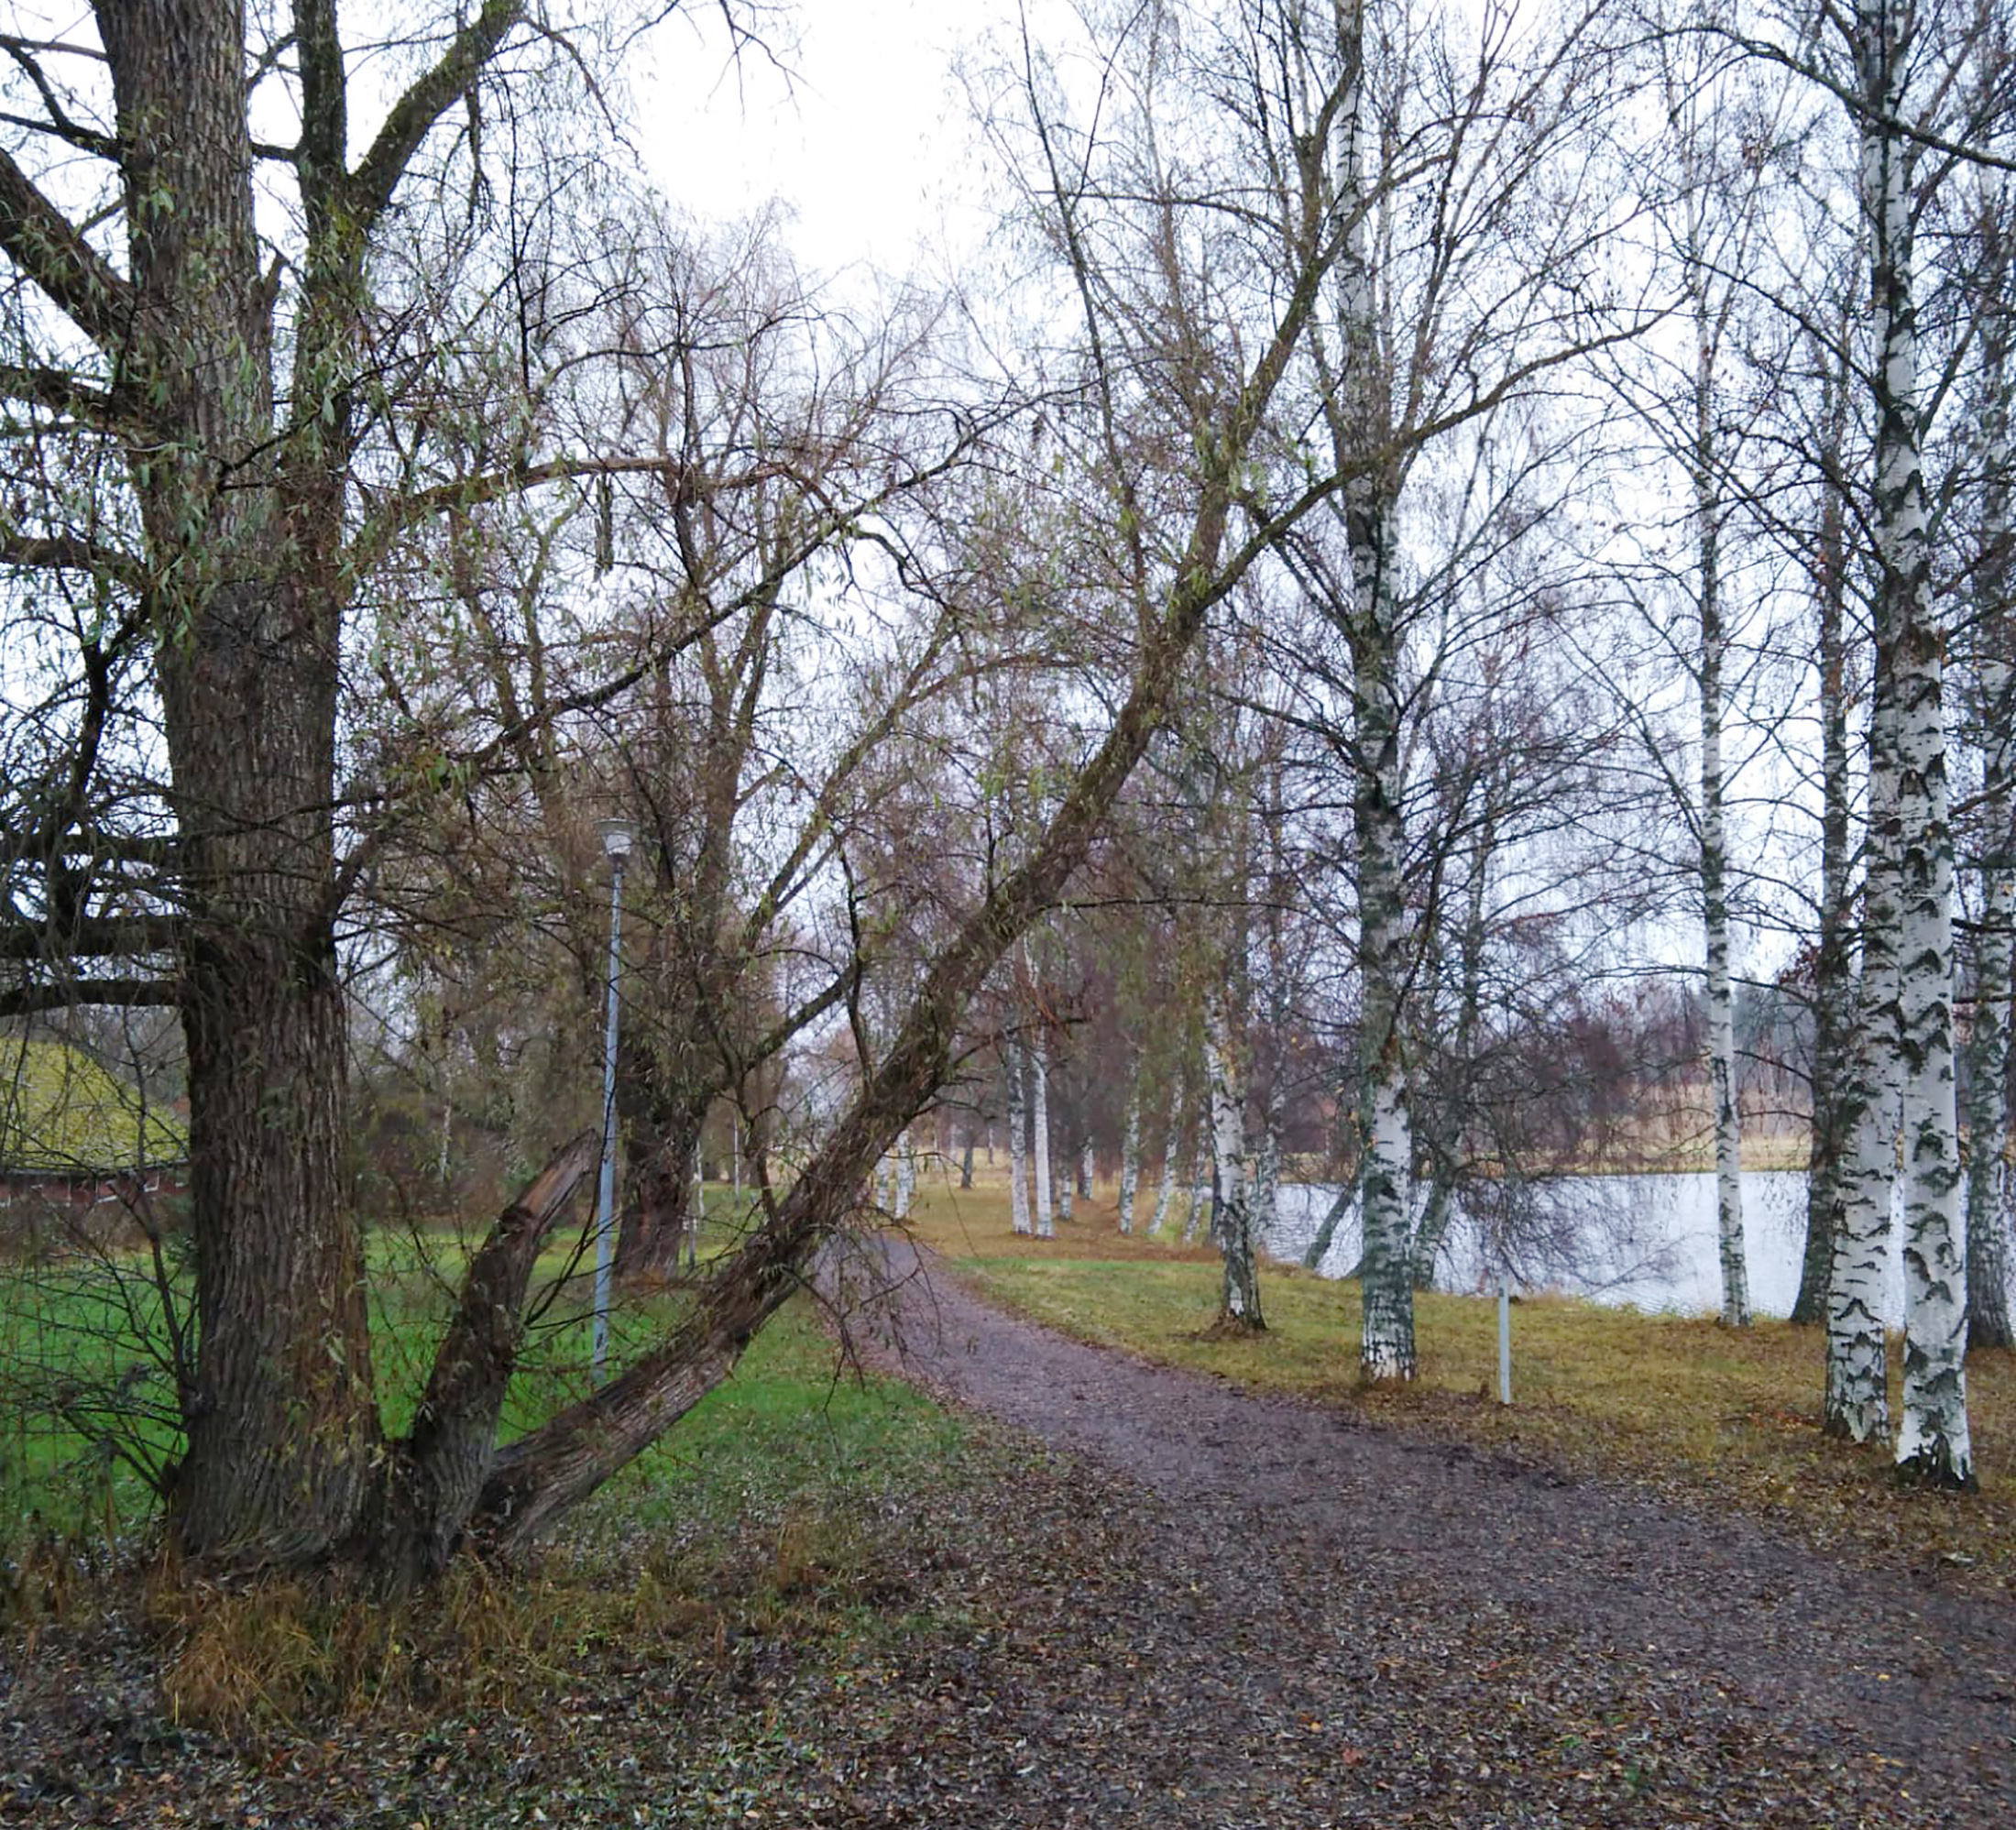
894 1134 915 1222
1203 986 1263 1327
1250 1111 1282 1256
1966 171 2015 1353
1693 258 1750 1329
1323 0 1413 1380
1079 1141 1095 1202
1181 1125 1212 1244
1183 1049 1213 1244
1116 1060 1143 1234
1031 1027 1055 1239
1827 677 1901 1443
1007 1045 1033 1237
1967 860 2014 1349
1150 1077 1181 1235
1858 5 1971 1484
1798 352 1855 1326
1057 1134 1074 1224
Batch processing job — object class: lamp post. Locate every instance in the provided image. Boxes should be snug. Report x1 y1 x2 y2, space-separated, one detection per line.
592 816 636 1384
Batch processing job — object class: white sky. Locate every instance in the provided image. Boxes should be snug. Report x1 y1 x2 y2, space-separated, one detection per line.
632 0 994 280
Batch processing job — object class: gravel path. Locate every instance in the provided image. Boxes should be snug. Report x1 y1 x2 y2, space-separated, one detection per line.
822 1236 2016 1827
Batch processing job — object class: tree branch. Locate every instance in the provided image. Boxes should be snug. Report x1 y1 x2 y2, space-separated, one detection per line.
0 145 135 349
345 0 525 238
0 974 181 1016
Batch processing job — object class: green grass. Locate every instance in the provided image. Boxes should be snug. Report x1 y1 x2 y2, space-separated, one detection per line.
0 1191 949 1568
904 1178 2016 1593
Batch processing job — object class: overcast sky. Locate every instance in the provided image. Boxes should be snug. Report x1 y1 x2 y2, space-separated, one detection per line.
633 0 992 279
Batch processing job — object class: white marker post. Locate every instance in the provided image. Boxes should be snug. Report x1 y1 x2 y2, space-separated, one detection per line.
1497 1277 1512 1406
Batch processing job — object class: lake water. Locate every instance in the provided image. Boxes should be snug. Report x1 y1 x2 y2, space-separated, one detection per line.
1265 1170 1914 1323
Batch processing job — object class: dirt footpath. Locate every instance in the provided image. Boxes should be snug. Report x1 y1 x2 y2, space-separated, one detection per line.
823 1235 2016 1828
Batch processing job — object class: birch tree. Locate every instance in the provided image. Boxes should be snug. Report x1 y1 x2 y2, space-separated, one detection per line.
1962 153 2016 1353
1265 0 1638 1379
1008 1042 1035 1235
1116 1057 1144 1232
1848 0 1971 1483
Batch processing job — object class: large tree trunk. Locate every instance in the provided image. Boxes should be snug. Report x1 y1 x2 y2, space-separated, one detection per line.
1320 4 1413 1382
104 0 381 1563
1352 564 1414 1377
616 1056 707 1282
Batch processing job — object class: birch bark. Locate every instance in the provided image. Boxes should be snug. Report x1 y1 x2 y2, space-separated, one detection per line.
1116 1061 1143 1234
1182 1084 1213 1244
1325 0 1414 1380
1204 986 1265 1329
1826 673 1901 1441
1856 0 1971 1484
1008 1044 1033 1236
894 1135 915 1222
1032 1026 1056 1239
1796 339 1856 1326
1688 243 1751 1330
1967 849 2015 1350
1965 167 2015 1353
1150 1078 1182 1235
1412 824 1493 1288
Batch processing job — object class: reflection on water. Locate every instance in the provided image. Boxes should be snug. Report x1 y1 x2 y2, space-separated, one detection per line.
1265 1171 1912 1324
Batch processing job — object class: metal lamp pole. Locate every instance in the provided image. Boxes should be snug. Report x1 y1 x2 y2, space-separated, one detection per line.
591 816 635 1384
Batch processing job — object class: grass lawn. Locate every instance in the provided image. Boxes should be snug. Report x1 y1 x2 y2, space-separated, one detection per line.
903 1173 2016 1593
0 1189 927 1565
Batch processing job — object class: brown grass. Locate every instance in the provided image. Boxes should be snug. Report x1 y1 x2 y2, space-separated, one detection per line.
901 1176 2016 1595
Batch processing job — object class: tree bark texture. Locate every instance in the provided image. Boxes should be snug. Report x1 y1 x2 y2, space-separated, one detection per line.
1116 1062 1142 1234
1796 370 1856 1326
104 0 377 1562
1008 1045 1033 1236
1031 1025 1056 1239
1966 184 2016 1355
1204 987 1265 1330
1150 1077 1182 1235
1691 259 1750 1331
1856 1 1971 1485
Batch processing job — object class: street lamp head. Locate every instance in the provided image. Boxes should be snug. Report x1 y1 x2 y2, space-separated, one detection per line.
595 816 637 861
